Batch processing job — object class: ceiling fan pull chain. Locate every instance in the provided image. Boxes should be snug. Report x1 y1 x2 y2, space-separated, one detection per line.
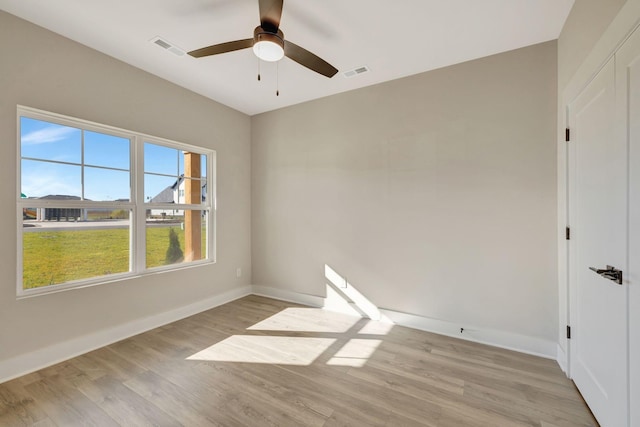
276 61 280 96
257 57 261 81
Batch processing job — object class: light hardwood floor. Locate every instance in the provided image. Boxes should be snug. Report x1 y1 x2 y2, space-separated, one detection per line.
0 295 597 426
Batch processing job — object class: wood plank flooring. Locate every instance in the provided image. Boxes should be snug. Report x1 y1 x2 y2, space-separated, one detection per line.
0 295 597 426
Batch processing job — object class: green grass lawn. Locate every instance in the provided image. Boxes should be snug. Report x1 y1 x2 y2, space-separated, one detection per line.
23 226 207 289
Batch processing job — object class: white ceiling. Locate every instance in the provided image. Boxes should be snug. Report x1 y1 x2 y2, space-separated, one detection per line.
0 0 574 116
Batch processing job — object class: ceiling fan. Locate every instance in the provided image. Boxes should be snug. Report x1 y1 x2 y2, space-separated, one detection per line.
187 0 338 78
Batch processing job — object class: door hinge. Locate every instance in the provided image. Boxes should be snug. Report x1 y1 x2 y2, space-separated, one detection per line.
567 325 571 339
565 128 570 142
565 227 570 240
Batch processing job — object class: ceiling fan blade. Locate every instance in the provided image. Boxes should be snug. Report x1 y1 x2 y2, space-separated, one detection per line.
284 41 338 78
259 0 283 32
188 38 253 58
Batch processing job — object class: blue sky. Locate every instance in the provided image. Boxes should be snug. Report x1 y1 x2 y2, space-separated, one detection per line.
20 117 206 201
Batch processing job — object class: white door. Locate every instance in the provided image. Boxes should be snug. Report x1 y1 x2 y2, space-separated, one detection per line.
568 56 629 426
618 26 640 427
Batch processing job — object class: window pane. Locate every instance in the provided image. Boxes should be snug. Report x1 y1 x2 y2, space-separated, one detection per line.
22 212 131 289
20 117 81 163
85 131 130 169
145 174 178 203
146 210 207 268
144 143 179 175
85 167 130 201
21 159 81 199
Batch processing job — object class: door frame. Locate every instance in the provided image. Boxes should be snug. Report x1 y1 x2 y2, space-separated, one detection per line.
559 4 640 372
559 4 640 427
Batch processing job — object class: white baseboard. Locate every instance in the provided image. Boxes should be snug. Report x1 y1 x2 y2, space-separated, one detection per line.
556 343 569 376
0 284 559 384
252 285 557 359
251 284 325 307
252 284 382 319
0 285 252 384
379 308 557 359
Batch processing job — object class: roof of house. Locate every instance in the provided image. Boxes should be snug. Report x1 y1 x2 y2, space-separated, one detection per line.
149 186 174 204
39 195 83 201
148 176 208 203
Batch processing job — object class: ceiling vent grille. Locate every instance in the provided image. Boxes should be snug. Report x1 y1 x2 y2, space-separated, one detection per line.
343 66 370 78
150 36 185 56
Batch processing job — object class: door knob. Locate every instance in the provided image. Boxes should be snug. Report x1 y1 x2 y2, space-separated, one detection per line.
588 265 623 285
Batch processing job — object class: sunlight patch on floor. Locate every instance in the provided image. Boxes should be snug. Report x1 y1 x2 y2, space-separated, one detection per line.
189 274 395 367
247 307 360 333
187 335 336 365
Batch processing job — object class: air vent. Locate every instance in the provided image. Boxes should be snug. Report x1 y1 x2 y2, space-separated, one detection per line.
343 65 370 78
150 36 185 56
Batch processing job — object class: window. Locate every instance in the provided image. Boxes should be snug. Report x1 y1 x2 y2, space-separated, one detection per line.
17 106 215 296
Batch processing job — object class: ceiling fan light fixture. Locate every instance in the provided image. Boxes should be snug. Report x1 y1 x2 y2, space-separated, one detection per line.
253 40 284 61
253 28 284 62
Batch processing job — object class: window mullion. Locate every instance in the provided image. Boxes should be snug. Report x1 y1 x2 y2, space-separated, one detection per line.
81 129 85 204
209 151 216 262
134 135 146 274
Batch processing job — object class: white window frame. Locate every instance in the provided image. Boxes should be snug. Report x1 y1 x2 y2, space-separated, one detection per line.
16 105 216 298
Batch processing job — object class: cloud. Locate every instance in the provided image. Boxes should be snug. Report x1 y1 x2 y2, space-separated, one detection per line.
22 125 78 145
21 162 80 198
22 173 80 198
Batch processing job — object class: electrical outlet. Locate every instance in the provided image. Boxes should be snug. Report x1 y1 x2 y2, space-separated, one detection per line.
236 268 242 278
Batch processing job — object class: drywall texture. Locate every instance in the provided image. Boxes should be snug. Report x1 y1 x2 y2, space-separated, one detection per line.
558 0 627 90
252 42 558 341
0 12 251 361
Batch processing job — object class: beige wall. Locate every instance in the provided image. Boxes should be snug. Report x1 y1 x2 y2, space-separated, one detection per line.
252 42 558 341
0 11 251 366
558 0 627 90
